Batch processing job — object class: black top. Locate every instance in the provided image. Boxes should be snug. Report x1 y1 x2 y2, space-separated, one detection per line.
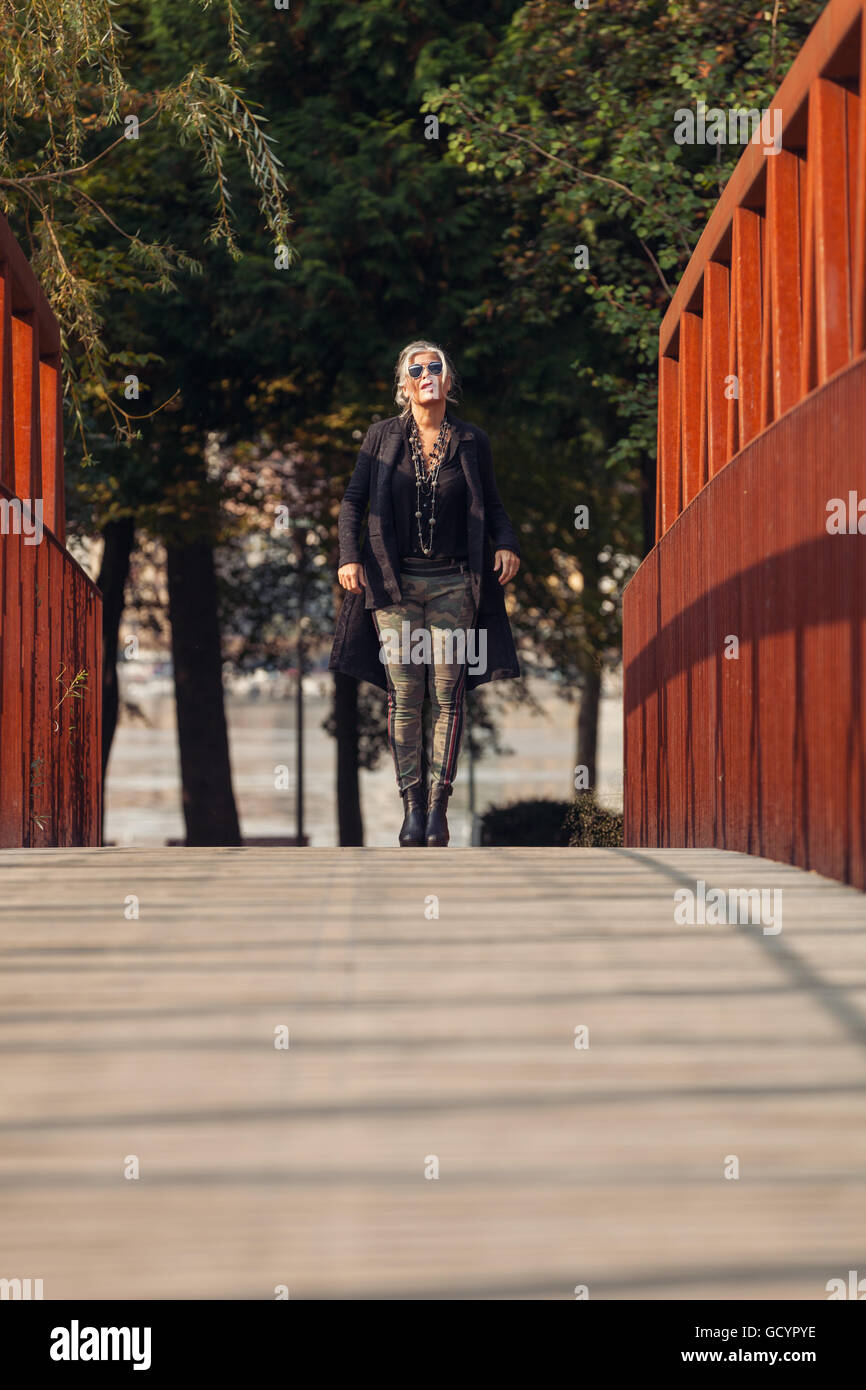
392 420 468 559
336 411 522 571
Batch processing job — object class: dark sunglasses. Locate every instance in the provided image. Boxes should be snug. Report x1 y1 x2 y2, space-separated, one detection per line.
407 360 444 378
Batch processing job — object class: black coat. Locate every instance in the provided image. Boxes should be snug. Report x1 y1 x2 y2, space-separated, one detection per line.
329 409 521 691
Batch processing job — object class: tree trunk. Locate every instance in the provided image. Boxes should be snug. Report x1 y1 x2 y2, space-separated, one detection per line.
96 516 135 843
334 671 363 845
166 537 241 845
576 653 602 792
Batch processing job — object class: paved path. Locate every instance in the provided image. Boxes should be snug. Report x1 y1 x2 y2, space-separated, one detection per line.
1 847 864 1300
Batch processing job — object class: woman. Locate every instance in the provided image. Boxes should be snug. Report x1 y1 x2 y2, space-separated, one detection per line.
329 341 521 846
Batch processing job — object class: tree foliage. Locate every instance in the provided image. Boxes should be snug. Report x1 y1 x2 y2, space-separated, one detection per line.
424 0 825 476
0 0 292 457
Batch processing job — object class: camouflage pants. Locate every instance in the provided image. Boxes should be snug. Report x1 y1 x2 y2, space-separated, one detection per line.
373 567 478 793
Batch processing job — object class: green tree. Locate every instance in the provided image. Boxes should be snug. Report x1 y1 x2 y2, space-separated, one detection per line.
422 0 825 781
128 0 529 844
85 0 528 846
0 0 293 843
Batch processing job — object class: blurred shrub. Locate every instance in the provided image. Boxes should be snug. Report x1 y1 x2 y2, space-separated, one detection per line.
564 792 623 847
479 798 573 847
478 794 624 847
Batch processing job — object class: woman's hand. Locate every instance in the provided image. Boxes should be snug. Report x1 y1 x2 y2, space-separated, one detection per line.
338 562 366 593
494 549 520 585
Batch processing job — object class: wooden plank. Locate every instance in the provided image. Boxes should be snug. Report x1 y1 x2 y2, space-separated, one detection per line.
18 535 35 846
0 265 12 490
696 293 710 496
11 313 40 504
59 547 78 846
0 845 864 1300
0 212 60 355
853 12 866 352
39 356 63 542
726 236 740 463
89 588 103 846
810 77 852 381
0 535 8 841
801 107 819 398
703 263 730 478
760 185 774 434
0 529 24 845
767 150 804 417
31 537 51 846
846 87 860 347
48 540 63 844
732 208 764 450
678 312 703 507
657 354 680 538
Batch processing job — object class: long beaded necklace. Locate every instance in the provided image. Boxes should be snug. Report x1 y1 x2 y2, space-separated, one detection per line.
409 415 451 556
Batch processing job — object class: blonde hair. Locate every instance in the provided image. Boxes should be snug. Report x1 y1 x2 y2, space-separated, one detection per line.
394 340 460 416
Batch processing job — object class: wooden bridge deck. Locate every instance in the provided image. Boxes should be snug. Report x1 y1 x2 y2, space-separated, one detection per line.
0 846 864 1300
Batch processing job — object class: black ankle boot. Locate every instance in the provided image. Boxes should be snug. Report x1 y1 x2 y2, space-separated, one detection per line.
425 783 452 847
399 783 427 846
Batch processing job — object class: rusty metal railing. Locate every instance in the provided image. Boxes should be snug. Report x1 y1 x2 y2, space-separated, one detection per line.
0 211 101 846
657 0 866 538
625 0 866 891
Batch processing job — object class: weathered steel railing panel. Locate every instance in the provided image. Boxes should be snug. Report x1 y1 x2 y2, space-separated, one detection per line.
0 213 101 847
625 0 866 889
